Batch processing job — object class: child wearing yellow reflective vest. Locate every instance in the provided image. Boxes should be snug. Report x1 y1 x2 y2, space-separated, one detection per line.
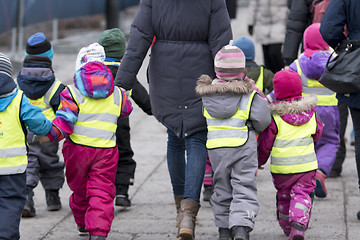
258 70 324 240
196 45 271 240
288 23 340 199
16 32 66 217
38 43 133 239
0 52 52 240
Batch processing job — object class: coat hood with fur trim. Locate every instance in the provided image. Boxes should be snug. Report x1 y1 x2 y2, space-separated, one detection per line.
270 95 318 126
196 74 255 119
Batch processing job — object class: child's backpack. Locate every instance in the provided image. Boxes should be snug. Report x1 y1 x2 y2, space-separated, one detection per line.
311 0 331 23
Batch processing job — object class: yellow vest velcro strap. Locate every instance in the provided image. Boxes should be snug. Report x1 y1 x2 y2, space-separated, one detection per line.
72 126 116 142
271 152 317 166
206 118 247 128
77 112 119 123
256 65 264 92
273 137 313 148
113 88 121 106
0 147 27 158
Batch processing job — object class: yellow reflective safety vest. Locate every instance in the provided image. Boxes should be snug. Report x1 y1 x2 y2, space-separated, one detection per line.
270 114 318 174
295 60 337 106
204 90 257 149
255 66 264 93
28 80 63 121
68 85 122 148
0 90 28 175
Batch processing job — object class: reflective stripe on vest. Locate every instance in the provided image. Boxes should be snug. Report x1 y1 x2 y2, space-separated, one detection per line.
0 90 28 174
270 114 318 174
255 65 264 92
204 90 256 149
295 60 337 106
28 80 63 121
68 85 122 148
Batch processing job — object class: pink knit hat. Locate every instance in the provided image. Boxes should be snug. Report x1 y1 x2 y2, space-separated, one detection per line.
273 70 303 101
303 23 329 58
214 45 246 81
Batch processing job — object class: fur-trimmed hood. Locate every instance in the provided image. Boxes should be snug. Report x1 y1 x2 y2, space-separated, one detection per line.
195 74 254 96
196 75 255 119
270 95 318 126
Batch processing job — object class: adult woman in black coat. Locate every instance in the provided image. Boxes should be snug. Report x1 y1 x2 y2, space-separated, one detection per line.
114 0 232 239
320 0 360 219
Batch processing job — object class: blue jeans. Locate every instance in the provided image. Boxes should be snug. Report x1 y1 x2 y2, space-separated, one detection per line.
166 129 207 202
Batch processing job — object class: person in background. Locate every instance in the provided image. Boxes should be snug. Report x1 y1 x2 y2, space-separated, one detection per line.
282 0 313 68
98 28 152 208
196 45 271 240
288 23 340 198
233 37 274 94
247 0 288 73
114 1 232 239
320 0 360 220
38 43 133 239
258 70 323 240
16 32 65 217
0 52 52 240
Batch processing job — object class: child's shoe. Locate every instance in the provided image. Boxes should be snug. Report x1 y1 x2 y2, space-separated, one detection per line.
87 236 106 240
45 189 62 211
218 227 232 240
115 194 131 207
315 170 327 198
22 187 36 217
78 227 89 236
289 222 305 240
231 226 250 240
203 185 213 202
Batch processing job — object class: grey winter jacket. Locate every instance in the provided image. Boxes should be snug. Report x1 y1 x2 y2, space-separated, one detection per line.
115 0 232 137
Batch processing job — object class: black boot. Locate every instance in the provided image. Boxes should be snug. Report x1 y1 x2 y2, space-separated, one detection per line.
218 228 232 240
45 189 61 211
115 185 131 207
232 226 251 240
22 187 36 217
203 185 213 202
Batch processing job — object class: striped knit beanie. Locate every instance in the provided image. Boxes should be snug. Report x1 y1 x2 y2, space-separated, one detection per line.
214 45 246 81
0 52 13 77
25 32 54 60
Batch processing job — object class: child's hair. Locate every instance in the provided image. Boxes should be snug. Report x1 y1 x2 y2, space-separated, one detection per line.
214 45 247 81
25 32 54 60
233 37 255 61
273 70 303 101
303 23 329 57
98 28 126 60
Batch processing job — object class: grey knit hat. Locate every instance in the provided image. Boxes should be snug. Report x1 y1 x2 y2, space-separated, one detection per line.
0 52 13 77
98 28 126 60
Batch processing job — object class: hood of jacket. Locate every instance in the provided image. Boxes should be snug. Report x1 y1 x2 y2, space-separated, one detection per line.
297 51 331 80
196 74 254 119
270 95 317 126
0 73 18 112
17 55 55 99
74 61 114 99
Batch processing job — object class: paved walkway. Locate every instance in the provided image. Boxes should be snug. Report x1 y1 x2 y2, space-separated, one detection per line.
10 4 360 240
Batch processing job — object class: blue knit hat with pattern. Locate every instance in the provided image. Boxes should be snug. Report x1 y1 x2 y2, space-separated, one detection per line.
25 32 54 60
233 37 255 61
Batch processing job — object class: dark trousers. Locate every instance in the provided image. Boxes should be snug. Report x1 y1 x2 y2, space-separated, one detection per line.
331 102 349 174
262 43 284 74
115 117 136 195
349 107 360 188
0 173 26 240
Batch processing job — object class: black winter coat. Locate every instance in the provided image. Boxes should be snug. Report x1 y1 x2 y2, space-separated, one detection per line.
282 0 313 66
115 0 232 138
320 0 360 109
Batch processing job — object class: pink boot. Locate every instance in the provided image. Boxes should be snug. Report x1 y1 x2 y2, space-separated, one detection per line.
288 226 305 240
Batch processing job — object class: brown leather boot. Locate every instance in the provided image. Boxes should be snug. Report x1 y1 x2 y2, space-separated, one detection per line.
174 195 183 227
178 199 200 240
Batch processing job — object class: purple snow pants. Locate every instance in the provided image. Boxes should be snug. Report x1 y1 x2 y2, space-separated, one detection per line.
314 106 340 176
203 154 213 186
272 171 316 233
